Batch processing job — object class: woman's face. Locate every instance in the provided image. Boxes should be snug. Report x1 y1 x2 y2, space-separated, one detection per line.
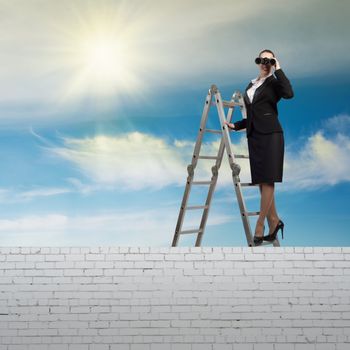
258 52 275 75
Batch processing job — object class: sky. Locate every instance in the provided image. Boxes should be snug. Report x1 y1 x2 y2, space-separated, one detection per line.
0 0 349 246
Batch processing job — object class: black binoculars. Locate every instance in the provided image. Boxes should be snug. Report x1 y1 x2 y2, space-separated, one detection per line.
255 57 276 65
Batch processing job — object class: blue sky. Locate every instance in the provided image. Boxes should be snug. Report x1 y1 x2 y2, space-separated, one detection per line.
0 0 349 246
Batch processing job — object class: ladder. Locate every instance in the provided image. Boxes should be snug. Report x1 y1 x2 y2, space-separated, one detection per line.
171 84 280 247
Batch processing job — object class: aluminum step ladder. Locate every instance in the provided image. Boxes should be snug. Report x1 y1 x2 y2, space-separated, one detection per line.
171 84 280 247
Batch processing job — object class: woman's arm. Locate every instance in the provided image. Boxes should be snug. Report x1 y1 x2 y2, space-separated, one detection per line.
225 119 247 130
274 68 294 99
272 57 294 99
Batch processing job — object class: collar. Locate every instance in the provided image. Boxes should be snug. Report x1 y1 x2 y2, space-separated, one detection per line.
251 71 274 84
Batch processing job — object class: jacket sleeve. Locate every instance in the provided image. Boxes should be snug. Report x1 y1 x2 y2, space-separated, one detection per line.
233 118 247 130
274 68 294 99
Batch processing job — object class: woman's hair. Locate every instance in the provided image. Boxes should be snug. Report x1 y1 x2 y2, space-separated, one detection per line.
259 49 275 57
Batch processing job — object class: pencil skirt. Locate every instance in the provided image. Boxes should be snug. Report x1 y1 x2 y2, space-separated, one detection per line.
247 125 284 185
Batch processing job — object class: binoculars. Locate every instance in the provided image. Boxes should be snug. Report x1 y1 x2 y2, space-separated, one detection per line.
255 57 276 65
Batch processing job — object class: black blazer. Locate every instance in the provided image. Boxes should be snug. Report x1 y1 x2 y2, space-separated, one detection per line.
233 69 294 136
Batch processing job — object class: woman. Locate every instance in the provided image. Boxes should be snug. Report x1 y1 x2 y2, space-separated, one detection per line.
224 49 294 246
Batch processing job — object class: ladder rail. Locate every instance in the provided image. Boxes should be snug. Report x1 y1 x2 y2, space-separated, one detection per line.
195 105 234 246
172 89 212 247
192 92 213 169
214 88 256 246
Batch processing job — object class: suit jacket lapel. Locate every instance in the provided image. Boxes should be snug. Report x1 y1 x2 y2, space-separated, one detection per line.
244 75 275 104
244 82 253 105
251 75 275 103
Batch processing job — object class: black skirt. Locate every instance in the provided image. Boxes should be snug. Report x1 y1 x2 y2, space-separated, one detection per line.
247 123 284 184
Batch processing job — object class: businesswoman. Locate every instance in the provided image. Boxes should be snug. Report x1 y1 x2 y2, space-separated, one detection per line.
224 49 294 246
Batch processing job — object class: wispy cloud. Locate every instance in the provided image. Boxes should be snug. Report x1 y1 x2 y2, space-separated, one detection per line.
0 186 72 203
17 187 71 201
0 207 232 246
0 179 102 203
46 130 253 191
45 115 350 193
48 132 190 190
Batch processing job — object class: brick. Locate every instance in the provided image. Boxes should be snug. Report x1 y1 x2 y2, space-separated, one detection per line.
0 247 347 348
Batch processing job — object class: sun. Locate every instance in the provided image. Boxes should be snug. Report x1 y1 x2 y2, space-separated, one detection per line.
67 33 136 97
46 5 150 101
80 36 124 83
58 24 143 99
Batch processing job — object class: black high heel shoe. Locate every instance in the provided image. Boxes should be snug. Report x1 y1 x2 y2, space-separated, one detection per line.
253 225 265 246
263 220 284 242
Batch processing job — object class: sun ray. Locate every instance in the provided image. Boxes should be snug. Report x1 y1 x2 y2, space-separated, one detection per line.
42 2 148 103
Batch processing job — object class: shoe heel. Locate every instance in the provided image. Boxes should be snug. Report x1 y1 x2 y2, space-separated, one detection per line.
280 221 284 239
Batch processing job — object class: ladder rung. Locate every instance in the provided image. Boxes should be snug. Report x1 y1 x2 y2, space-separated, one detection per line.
179 228 203 235
198 155 218 160
223 100 244 108
234 154 249 159
245 211 260 216
240 182 259 187
205 129 222 134
192 181 212 185
186 205 209 210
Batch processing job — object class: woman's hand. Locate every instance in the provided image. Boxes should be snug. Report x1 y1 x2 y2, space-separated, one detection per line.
274 57 281 70
224 121 235 130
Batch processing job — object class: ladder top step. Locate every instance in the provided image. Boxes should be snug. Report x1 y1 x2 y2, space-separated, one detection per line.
179 228 203 235
205 129 222 134
240 182 259 187
223 100 244 108
186 205 209 210
198 155 219 160
234 154 249 159
192 181 212 185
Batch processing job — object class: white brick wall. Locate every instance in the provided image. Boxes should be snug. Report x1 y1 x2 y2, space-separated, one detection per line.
0 247 349 350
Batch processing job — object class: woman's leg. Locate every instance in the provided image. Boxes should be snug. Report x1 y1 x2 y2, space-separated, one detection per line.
255 183 275 236
259 184 280 234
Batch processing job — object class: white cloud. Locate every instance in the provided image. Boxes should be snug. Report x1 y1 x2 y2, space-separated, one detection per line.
2 115 350 245
283 130 350 190
65 177 100 195
46 120 350 193
2 0 260 106
0 214 68 232
46 130 253 191
49 132 190 190
322 114 350 134
0 0 349 121
0 207 232 246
